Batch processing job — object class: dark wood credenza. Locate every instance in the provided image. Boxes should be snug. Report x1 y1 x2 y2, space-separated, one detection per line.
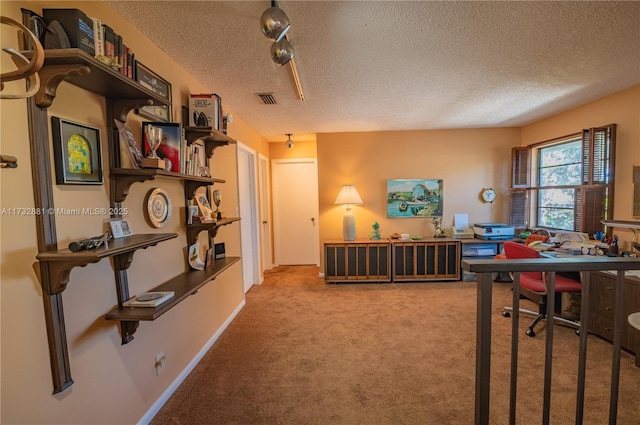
588 271 640 367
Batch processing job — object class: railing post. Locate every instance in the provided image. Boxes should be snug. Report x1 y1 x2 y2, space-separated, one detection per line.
576 271 590 424
608 270 625 424
475 271 493 425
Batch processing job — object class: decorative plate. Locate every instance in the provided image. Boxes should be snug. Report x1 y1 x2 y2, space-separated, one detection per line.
146 188 172 228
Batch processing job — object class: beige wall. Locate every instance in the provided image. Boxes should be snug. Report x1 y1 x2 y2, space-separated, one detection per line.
0 2 251 424
521 85 640 251
317 128 520 264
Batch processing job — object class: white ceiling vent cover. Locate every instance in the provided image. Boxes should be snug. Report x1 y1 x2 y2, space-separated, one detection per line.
256 93 278 105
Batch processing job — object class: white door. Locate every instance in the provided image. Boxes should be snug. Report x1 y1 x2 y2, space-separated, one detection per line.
272 159 319 265
258 154 272 272
237 143 260 293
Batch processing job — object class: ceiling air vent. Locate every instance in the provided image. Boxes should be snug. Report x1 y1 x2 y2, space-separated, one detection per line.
256 92 278 105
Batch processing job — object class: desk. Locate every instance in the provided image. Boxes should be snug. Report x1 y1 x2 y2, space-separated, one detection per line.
589 271 640 367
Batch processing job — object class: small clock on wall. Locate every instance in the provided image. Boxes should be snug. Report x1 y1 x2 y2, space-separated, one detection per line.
480 188 496 203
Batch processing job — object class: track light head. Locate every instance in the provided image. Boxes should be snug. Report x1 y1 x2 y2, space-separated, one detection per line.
260 5 291 42
270 38 295 66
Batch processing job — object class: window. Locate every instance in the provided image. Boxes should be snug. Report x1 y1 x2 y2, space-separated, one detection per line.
509 124 616 237
537 139 582 230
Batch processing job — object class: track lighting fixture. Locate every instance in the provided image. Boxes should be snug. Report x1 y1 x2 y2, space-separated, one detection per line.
260 1 291 42
260 1 304 99
285 134 294 149
261 1 295 66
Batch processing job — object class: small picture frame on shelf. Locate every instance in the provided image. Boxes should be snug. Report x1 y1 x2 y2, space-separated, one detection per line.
136 104 171 123
134 61 171 102
51 117 103 185
115 120 143 168
187 205 199 224
214 242 226 260
195 193 214 222
110 219 132 239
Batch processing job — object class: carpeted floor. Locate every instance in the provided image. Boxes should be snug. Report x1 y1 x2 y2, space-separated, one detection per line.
150 265 640 424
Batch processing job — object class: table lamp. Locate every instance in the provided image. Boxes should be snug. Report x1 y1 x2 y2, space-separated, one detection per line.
335 185 363 241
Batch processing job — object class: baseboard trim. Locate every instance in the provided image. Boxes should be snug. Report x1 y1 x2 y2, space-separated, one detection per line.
138 299 246 425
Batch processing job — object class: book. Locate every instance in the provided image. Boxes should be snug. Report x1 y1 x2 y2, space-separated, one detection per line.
42 8 95 55
189 94 222 130
123 291 174 308
89 17 104 58
102 23 115 67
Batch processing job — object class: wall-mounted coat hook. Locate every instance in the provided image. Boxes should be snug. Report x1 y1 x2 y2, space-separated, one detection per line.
1 154 18 168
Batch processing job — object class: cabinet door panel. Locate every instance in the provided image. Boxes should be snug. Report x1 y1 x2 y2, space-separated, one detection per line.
335 246 346 277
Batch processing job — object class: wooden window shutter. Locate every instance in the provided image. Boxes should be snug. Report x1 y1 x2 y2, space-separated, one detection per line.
580 124 616 236
582 125 616 185
509 189 528 229
578 187 607 236
511 147 530 188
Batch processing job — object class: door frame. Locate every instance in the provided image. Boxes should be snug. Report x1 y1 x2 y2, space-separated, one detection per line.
258 153 273 272
271 158 320 266
237 142 262 289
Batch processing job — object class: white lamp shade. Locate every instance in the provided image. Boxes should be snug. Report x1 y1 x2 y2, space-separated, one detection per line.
335 185 363 206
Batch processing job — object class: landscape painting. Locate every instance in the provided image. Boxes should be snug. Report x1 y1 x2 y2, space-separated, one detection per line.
386 179 443 218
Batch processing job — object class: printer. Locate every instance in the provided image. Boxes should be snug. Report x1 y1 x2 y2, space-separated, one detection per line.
473 223 515 240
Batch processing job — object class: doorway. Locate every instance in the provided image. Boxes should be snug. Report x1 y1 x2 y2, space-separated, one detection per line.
237 143 261 293
271 158 319 265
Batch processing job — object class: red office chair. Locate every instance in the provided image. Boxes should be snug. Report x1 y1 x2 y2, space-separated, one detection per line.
501 241 582 337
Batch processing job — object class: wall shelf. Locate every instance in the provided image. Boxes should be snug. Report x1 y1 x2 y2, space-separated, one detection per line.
110 168 225 202
27 48 168 113
36 233 177 294
25 46 240 392
184 126 235 158
602 220 640 230
602 220 640 252
186 217 241 245
105 257 240 322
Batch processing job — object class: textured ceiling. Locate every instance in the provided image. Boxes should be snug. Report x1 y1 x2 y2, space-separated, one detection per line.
106 1 640 142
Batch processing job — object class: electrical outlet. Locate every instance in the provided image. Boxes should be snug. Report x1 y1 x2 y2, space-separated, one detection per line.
155 351 167 375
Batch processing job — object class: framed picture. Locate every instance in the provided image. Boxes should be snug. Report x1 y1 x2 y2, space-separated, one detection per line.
110 219 132 239
386 179 443 218
114 120 143 168
134 61 171 102
51 117 103 185
195 193 214 222
187 205 199 224
142 122 182 173
214 242 226 260
136 104 171 123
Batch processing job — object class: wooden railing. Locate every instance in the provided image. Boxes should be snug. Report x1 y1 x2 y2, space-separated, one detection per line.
461 256 640 425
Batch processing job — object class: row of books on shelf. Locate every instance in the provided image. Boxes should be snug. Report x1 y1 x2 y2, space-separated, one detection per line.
32 7 169 90
37 8 132 77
